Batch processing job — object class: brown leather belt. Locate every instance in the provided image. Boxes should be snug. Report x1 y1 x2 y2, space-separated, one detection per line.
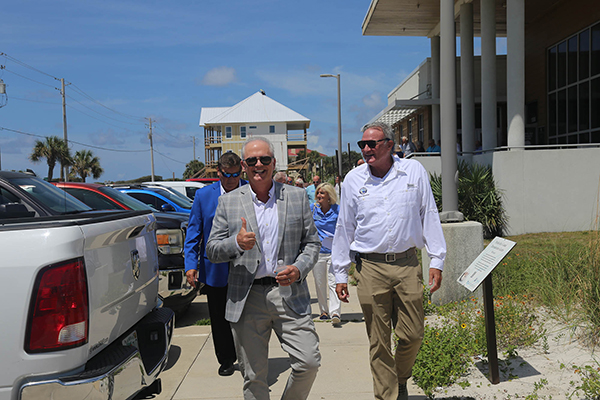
253 276 278 286
358 248 416 263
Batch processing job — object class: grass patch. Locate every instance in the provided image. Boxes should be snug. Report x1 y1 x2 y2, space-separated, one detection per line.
407 230 600 398
195 318 211 326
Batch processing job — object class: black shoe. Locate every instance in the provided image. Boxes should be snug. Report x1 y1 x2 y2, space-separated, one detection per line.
397 382 408 400
218 362 235 376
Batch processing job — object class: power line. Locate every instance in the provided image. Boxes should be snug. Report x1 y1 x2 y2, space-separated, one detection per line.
153 122 187 141
69 83 145 122
0 126 149 153
10 96 61 105
65 94 141 126
0 52 59 80
3 68 56 88
154 148 188 165
67 103 144 134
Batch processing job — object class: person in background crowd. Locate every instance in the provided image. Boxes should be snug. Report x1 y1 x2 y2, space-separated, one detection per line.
184 152 246 377
310 182 341 325
305 175 321 203
295 177 305 188
416 140 425 153
426 138 441 153
206 137 322 400
332 122 446 400
400 136 416 158
274 171 287 184
334 175 342 198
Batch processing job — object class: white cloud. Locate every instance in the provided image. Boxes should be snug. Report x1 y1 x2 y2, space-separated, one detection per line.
201 67 237 87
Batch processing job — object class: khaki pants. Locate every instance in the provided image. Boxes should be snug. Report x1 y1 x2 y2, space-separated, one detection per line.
355 250 424 400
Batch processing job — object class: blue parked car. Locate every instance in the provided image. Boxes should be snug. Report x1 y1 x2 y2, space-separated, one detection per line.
115 185 193 214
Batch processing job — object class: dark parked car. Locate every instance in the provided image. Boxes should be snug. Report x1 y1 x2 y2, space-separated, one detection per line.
53 182 199 313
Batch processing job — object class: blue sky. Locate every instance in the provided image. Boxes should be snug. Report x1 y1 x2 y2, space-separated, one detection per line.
0 1 503 182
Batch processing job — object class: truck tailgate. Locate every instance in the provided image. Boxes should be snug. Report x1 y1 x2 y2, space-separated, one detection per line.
0 211 159 398
81 212 159 358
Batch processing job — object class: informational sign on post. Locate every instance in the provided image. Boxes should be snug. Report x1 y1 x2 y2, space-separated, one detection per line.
457 237 517 292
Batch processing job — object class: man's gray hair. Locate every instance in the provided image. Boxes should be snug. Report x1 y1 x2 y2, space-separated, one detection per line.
361 122 395 154
241 137 275 158
274 171 287 183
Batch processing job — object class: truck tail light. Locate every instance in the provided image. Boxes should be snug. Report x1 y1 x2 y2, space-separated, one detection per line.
26 258 89 353
156 229 184 254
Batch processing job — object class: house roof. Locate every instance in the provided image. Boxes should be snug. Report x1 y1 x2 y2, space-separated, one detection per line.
199 91 310 129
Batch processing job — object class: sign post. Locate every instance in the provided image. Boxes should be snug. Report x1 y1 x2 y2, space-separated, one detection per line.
457 237 516 384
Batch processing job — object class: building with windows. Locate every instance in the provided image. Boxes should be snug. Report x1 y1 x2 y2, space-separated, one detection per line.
199 91 309 175
362 0 600 235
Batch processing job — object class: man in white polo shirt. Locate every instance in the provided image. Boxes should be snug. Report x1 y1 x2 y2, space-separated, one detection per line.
332 122 446 400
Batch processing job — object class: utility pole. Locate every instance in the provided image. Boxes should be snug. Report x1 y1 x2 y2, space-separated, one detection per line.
147 118 155 182
192 136 196 160
60 78 69 181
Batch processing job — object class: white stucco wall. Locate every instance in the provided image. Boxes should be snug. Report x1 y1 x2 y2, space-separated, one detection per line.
491 148 600 235
417 148 600 235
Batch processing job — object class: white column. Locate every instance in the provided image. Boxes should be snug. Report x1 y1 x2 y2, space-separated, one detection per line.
481 0 497 150
440 0 462 221
507 0 525 148
460 2 475 160
431 35 441 143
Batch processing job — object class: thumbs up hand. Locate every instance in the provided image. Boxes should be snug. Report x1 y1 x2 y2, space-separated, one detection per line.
236 217 256 250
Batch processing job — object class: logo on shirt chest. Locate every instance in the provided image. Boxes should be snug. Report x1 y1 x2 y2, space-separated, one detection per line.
359 187 368 195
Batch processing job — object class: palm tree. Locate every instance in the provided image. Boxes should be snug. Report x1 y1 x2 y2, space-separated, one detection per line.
69 149 104 182
29 136 71 181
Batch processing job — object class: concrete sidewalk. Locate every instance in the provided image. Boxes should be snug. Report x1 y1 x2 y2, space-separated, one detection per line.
148 273 426 400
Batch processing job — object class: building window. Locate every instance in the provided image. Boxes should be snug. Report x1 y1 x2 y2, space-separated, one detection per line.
418 114 424 143
407 120 413 141
269 125 275 133
240 126 246 138
226 126 232 139
547 21 600 144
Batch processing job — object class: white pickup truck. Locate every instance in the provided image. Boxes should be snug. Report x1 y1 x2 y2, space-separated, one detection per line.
0 171 175 400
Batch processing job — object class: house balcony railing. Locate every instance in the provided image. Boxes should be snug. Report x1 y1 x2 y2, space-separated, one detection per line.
286 132 307 141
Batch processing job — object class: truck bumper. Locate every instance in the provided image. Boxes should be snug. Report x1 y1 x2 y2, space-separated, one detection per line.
158 268 200 312
19 307 175 400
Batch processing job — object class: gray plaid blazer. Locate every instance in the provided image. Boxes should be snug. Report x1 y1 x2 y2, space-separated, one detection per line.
206 181 321 323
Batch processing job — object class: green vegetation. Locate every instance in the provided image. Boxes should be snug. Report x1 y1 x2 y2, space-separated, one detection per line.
29 136 71 181
430 161 507 238
183 159 205 179
405 230 600 398
69 149 104 182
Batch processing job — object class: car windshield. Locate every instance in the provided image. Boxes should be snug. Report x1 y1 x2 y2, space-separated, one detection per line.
12 177 91 214
150 187 193 209
97 186 156 211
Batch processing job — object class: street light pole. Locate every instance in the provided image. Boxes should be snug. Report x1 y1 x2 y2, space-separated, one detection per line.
320 74 342 184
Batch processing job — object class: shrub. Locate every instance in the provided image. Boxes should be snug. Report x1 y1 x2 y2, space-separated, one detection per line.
430 160 507 238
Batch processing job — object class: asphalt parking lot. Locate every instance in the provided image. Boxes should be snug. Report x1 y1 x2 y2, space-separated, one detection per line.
139 274 426 400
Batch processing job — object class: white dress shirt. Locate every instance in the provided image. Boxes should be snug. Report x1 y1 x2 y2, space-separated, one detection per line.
331 155 446 284
249 183 279 279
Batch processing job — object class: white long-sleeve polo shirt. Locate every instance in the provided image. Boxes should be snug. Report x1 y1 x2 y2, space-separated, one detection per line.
331 155 446 284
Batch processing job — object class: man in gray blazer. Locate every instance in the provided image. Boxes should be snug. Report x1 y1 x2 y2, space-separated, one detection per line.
207 137 321 400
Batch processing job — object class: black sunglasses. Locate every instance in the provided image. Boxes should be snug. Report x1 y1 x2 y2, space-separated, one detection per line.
219 168 242 178
357 138 390 149
244 156 273 167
